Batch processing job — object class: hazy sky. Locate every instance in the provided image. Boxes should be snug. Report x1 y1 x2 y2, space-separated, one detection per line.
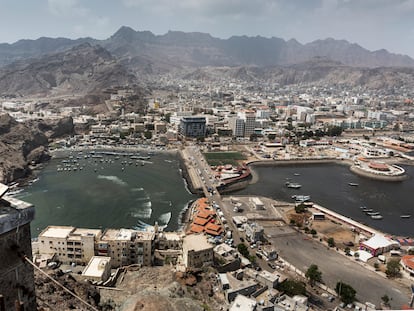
1 0 413 57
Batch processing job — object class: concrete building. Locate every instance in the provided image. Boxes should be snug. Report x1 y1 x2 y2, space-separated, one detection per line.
38 226 102 265
245 223 264 243
0 185 37 310
229 117 245 138
179 116 206 138
238 111 256 137
250 197 264 210
82 256 112 282
182 234 214 269
98 229 155 268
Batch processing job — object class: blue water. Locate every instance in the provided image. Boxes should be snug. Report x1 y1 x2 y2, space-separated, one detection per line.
15 150 196 237
235 163 414 237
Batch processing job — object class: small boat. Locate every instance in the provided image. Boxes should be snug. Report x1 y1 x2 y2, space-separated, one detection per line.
371 215 383 220
366 212 380 216
362 208 373 213
348 183 359 186
286 182 302 189
291 195 310 202
400 215 411 219
294 173 301 176
359 206 367 209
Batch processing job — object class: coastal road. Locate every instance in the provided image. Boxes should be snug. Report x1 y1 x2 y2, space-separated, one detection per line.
272 231 411 308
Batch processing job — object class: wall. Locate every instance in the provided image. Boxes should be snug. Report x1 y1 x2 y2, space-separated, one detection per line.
0 223 36 311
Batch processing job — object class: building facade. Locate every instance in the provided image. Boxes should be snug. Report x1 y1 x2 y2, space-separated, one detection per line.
179 116 206 138
182 234 214 269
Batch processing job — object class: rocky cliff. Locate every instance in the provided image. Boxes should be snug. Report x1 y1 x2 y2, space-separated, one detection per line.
0 114 75 184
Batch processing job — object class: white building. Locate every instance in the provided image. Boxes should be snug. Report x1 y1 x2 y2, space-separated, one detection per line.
82 256 111 282
182 234 214 269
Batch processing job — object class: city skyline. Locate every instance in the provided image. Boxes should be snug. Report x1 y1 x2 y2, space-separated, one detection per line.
1 0 414 58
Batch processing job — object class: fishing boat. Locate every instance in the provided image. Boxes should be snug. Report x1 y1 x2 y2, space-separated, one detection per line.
362 208 373 213
291 195 310 202
400 215 411 219
293 173 300 176
366 211 380 216
348 182 359 186
285 182 302 189
371 215 383 220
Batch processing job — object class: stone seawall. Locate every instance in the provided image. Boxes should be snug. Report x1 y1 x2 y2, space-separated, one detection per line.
350 165 408 182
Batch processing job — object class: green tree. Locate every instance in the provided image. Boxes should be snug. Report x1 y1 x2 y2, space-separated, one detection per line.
295 203 306 213
305 264 322 286
277 279 306 297
385 259 401 278
310 229 317 236
143 131 152 139
335 281 356 305
327 237 335 247
344 247 351 256
381 294 390 307
326 125 343 137
237 243 249 258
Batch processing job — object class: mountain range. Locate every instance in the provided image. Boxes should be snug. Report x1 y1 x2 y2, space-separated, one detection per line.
1 26 414 97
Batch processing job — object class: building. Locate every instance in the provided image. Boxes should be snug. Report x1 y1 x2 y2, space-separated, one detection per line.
182 234 214 269
98 229 155 268
229 117 245 138
38 226 102 265
238 111 256 137
250 197 264 210
245 223 264 243
229 294 257 311
359 234 399 256
82 256 112 282
179 116 206 138
400 255 414 277
0 184 37 310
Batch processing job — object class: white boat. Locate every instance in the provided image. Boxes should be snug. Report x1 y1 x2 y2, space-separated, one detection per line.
294 173 301 176
348 183 359 186
286 182 302 189
371 215 383 220
291 195 310 202
400 215 411 219
366 211 380 216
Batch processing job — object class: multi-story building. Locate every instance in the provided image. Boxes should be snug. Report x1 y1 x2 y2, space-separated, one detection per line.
98 229 155 268
228 117 245 137
0 185 37 310
179 116 207 138
238 111 256 137
38 226 102 265
182 234 214 269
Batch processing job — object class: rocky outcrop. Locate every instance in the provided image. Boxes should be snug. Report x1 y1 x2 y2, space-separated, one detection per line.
0 114 74 184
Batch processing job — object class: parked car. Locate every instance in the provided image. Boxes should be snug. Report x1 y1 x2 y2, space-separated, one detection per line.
268 262 276 269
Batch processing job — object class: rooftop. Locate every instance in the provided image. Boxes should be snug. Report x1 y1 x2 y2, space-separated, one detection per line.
82 256 111 278
39 226 75 239
0 194 35 235
183 234 212 252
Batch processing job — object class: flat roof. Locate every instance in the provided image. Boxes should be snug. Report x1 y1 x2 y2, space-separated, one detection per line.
183 234 212 252
82 256 111 278
39 226 75 239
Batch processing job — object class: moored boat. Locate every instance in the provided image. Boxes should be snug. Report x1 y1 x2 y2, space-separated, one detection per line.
371 215 383 220
285 182 302 189
348 182 359 186
400 214 411 219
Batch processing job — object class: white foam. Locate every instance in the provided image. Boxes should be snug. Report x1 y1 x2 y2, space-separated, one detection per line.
131 187 144 192
158 211 172 226
97 175 127 186
131 206 152 219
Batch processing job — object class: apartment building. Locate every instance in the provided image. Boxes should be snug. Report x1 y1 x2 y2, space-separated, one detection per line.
182 234 214 269
98 228 155 268
38 226 102 265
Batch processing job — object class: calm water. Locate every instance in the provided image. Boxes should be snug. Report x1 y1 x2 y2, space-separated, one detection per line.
235 163 414 237
16 150 196 237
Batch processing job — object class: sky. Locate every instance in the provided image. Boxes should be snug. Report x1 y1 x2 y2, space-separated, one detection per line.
0 0 414 57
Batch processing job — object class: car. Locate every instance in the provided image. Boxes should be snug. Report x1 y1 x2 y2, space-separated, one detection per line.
268 262 276 269
254 266 262 271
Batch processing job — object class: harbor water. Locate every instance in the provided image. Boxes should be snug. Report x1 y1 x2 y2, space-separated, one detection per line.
15 150 196 237
236 163 414 237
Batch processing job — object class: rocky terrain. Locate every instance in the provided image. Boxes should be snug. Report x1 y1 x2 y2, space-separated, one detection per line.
1 26 414 70
35 266 225 311
180 58 414 90
0 43 138 98
0 114 74 184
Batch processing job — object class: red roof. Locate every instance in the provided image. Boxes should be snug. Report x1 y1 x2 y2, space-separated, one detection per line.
402 255 414 270
189 224 204 234
193 217 210 226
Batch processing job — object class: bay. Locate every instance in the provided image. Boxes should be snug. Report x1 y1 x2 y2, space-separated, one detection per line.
235 163 414 237
15 150 196 237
